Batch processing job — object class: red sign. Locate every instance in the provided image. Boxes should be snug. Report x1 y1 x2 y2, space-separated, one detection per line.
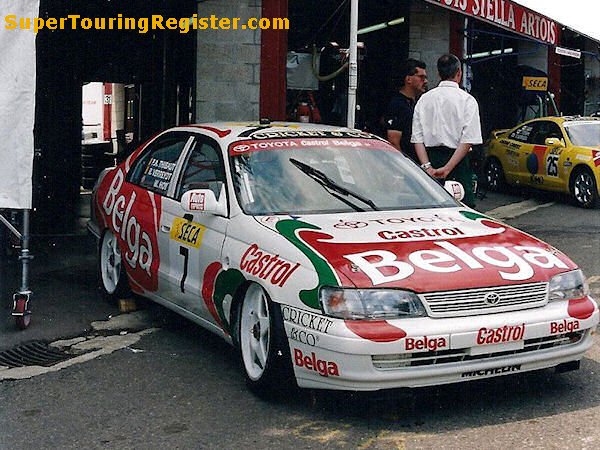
425 0 558 45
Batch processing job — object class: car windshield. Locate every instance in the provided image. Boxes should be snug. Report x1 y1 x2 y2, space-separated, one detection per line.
229 138 458 215
563 121 600 147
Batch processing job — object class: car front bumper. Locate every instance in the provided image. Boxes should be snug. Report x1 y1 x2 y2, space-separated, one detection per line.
282 297 599 391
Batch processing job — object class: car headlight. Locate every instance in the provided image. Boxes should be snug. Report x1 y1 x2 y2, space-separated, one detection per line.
320 287 427 320
549 269 589 302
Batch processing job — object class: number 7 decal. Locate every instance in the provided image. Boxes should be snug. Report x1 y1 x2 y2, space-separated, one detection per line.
179 246 189 293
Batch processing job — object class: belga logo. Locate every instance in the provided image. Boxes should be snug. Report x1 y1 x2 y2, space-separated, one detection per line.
102 169 153 274
344 241 568 285
293 349 339 377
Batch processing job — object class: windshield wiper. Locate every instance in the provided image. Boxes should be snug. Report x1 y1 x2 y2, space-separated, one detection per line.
289 158 379 211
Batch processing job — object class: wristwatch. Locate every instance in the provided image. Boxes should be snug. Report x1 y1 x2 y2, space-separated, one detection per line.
420 162 432 170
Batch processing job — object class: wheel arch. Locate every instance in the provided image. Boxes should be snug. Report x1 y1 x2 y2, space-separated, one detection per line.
228 280 253 346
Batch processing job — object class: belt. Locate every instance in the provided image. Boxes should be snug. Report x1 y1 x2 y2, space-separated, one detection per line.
427 146 455 152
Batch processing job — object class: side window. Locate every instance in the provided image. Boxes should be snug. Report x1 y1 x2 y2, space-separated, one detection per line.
509 124 533 143
528 121 562 145
176 137 225 200
546 122 564 141
128 133 190 196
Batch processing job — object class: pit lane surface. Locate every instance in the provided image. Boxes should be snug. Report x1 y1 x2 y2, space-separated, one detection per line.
1 189 599 450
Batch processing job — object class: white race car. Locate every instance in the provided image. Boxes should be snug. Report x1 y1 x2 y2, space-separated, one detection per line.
89 122 598 393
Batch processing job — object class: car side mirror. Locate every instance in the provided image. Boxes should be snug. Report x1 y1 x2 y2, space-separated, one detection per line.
444 180 465 201
545 137 564 147
180 184 227 216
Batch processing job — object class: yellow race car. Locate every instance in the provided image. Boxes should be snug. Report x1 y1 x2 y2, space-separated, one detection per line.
484 116 600 208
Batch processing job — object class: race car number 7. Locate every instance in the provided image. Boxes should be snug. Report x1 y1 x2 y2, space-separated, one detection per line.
546 154 559 177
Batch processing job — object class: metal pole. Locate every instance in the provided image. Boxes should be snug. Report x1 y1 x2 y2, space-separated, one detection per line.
346 0 359 129
20 209 31 293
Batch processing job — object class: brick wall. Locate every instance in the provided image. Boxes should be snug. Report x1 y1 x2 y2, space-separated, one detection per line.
195 0 261 121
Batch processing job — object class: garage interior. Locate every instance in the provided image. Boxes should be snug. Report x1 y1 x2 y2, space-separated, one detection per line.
34 0 196 234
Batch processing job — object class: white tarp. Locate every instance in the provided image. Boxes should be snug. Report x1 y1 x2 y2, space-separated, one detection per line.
0 0 39 209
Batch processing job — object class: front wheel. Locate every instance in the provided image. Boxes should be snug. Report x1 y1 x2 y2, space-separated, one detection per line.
570 167 598 208
237 284 294 395
98 229 131 303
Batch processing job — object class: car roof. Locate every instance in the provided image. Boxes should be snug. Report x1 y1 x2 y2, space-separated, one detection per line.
161 121 384 145
524 116 600 125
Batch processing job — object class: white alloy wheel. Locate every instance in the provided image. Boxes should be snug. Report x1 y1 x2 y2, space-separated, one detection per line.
240 284 272 381
100 230 124 295
571 168 598 208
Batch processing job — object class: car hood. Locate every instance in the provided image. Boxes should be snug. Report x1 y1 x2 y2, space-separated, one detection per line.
257 208 577 292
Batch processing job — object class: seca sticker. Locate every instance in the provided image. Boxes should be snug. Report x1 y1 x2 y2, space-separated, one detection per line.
170 218 206 248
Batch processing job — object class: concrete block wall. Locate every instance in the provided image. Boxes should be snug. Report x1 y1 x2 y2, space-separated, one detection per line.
517 40 548 73
408 1 450 88
195 0 262 121
583 39 600 115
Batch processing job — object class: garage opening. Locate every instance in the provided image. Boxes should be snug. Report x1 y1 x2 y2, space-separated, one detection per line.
287 0 410 135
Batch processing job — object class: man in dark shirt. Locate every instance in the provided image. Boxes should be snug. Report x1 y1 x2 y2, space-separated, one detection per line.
385 59 427 162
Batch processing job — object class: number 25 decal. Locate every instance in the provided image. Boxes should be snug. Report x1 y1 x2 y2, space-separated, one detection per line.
546 154 559 177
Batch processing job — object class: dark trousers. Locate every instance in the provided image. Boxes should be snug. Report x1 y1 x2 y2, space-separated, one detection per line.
428 146 476 208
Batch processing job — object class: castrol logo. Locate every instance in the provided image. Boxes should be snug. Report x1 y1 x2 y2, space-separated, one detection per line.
477 324 525 345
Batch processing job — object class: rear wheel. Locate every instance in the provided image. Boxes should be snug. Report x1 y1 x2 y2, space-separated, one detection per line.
237 284 294 395
570 167 598 208
98 229 131 303
484 157 505 191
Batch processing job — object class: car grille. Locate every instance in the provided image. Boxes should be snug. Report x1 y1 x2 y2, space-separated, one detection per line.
371 331 585 370
418 282 548 318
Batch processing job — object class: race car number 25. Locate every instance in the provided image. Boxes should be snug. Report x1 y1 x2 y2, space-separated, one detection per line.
170 218 206 248
546 154 559 177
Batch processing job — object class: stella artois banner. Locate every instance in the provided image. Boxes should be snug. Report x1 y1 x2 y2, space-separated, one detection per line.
0 0 39 209
425 0 558 45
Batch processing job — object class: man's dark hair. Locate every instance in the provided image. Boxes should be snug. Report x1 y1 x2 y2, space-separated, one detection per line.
399 58 426 87
437 54 461 80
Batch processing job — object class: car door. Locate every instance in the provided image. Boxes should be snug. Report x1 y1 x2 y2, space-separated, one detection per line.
525 120 565 190
541 122 568 191
125 131 194 299
503 122 535 184
159 134 229 324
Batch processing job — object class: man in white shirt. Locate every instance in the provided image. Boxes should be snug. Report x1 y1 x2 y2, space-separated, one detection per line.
411 54 482 207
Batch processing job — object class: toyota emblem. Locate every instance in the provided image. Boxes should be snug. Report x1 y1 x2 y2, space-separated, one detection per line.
484 292 501 305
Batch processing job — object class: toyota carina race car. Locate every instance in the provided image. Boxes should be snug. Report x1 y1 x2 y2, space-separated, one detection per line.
484 116 600 208
88 122 598 393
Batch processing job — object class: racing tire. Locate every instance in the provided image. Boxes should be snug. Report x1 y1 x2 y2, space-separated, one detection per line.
236 283 295 396
570 167 598 209
98 229 131 304
484 157 505 192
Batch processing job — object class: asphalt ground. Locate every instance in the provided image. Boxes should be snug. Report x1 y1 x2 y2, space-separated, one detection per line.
0 231 119 352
